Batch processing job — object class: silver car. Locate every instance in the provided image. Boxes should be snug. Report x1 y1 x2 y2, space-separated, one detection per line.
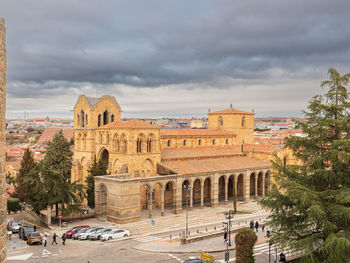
88 229 112 240
11 223 22 233
72 228 89 240
79 227 104 240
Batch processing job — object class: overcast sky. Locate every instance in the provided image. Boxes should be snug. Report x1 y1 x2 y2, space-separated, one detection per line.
2 0 350 119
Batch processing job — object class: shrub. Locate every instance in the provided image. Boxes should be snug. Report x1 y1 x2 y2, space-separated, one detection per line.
235 227 257 263
7 198 20 213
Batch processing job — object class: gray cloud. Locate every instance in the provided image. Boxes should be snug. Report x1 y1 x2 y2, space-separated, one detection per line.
3 0 350 118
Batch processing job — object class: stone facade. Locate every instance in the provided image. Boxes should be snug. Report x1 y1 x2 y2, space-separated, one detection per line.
0 18 7 263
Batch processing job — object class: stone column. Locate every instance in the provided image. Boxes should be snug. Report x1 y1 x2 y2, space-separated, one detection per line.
243 171 250 202
0 18 7 262
148 188 153 218
189 184 193 210
200 181 204 208
224 177 228 204
161 188 165 216
211 176 219 207
174 183 182 214
255 173 258 198
262 173 266 197
47 206 52 226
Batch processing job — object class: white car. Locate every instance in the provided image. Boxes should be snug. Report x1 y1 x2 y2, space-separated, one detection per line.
78 227 103 240
11 223 22 233
101 229 130 241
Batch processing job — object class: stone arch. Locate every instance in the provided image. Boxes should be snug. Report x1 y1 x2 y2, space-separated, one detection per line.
226 138 229 145
218 175 225 202
167 139 171 147
164 181 175 208
111 114 115 122
183 139 186 147
103 110 109 125
192 178 201 207
203 177 211 206
198 139 202 146
141 158 153 177
80 110 85 127
147 133 156 153
112 159 121 174
258 172 263 196
137 133 146 153
218 116 223 127
154 182 163 209
265 171 271 194
237 173 244 201
250 172 256 196
228 175 234 199
98 114 102 127
96 183 108 218
120 134 127 153
141 184 152 210
113 134 119 152
99 148 109 167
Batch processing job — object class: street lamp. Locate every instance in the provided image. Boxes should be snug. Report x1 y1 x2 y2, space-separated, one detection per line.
183 183 190 238
224 209 234 246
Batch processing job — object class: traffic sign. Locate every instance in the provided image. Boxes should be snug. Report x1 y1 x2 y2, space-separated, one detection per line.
201 253 214 262
58 215 62 219
151 219 155 225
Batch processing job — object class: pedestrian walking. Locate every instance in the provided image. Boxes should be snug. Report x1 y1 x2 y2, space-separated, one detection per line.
43 234 47 247
249 220 254 230
255 221 259 232
262 224 265 231
33 225 36 232
62 233 67 245
224 230 227 243
52 233 57 245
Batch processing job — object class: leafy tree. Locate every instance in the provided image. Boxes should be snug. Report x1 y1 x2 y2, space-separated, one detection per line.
86 156 108 208
24 161 84 216
44 130 73 182
14 148 36 202
7 198 20 214
235 228 257 263
259 68 350 262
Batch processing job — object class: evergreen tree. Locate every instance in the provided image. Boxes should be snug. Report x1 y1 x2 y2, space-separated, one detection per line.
86 156 108 208
44 130 73 182
259 68 350 262
14 148 35 202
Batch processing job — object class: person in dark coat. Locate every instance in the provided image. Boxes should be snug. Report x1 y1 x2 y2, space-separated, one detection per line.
61 233 67 245
249 220 254 230
52 233 58 245
255 221 259 232
279 252 286 262
224 230 227 243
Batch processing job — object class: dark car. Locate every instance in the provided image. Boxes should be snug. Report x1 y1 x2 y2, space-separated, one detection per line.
19 226 35 241
184 260 203 263
65 225 90 238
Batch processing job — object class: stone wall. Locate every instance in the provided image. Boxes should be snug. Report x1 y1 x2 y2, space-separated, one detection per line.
0 18 7 263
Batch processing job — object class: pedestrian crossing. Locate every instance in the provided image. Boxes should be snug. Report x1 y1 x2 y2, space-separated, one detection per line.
132 235 162 243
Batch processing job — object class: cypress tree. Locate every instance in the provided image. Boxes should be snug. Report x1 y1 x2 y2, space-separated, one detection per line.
259 68 350 262
14 148 35 202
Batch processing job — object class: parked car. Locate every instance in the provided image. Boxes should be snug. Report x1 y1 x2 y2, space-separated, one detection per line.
11 223 22 233
19 226 35 241
78 227 104 240
183 260 203 263
27 232 42 245
88 229 112 240
72 228 89 240
65 225 90 238
101 229 131 241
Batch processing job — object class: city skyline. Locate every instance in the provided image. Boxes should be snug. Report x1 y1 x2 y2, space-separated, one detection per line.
3 0 350 118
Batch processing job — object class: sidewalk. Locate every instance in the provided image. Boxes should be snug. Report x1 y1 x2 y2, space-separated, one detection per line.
133 228 268 254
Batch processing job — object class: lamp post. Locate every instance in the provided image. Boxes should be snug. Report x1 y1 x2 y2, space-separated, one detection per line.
224 209 234 246
183 184 190 238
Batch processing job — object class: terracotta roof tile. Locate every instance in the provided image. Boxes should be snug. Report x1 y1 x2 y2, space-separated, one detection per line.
160 129 231 137
161 156 270 175
99 119 160 129
243 143 282 153
38 128 74 144
209 108 254 115
161 146 242 161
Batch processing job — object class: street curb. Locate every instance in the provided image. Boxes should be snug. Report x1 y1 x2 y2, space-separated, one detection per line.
132 246 236 254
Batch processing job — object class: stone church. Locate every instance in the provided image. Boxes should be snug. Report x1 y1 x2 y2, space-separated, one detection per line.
72 95 273 223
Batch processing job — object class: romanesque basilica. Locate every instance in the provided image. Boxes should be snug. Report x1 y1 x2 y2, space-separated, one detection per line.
72 95 274 223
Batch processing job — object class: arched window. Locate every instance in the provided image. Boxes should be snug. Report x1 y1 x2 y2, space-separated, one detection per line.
124 139 127 153
218 116 223 126
111 114 115 122
242 116 246 127
212 139 215 145
106 133 110 144
167 140 171 147
225 138 229 144
81 110 85 127
99 133 103 144
103 110 109 125
98 114 101 127
85 114 88 125
147 139 152 153
137 138 142 153
198 139 201 145
183 140 186 146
